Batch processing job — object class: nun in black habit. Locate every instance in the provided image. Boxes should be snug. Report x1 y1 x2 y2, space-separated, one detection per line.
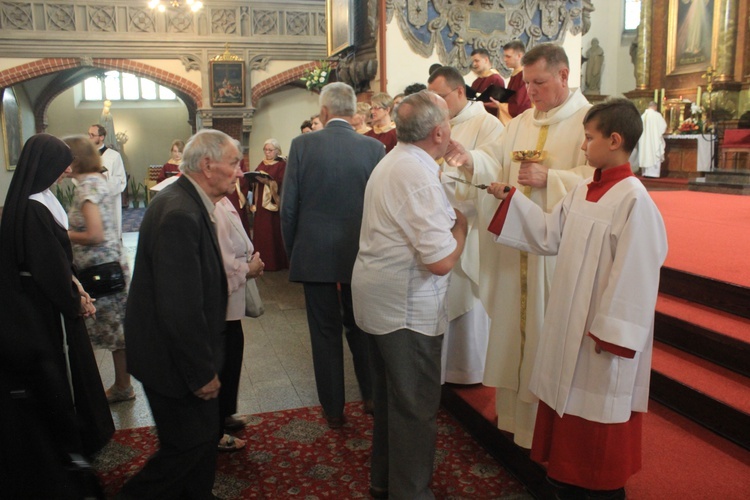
0 134 114 497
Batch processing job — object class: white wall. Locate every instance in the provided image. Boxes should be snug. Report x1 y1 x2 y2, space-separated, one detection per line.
45 87 193 189
581 1 637 97
246 86 320 168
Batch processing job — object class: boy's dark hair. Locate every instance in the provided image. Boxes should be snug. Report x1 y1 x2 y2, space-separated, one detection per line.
404 82 427 96
503 40 526 54
300 120 312 131
583 98 643 154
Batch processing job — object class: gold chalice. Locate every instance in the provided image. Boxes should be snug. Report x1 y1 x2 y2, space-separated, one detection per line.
511 150 546 163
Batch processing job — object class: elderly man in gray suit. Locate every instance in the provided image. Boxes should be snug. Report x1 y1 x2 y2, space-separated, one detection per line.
281 82 385 428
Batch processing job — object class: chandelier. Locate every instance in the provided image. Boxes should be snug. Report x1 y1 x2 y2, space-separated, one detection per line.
148 0 203 12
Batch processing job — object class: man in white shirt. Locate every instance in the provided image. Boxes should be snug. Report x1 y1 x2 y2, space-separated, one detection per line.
88 124 126 237
352 90 468 499
427 66 504 385
632 101 667 178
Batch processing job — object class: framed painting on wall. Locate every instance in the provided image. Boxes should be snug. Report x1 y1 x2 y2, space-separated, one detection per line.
1 87 22 171
210 60 246 107
327 0 353 57
666 0 719 76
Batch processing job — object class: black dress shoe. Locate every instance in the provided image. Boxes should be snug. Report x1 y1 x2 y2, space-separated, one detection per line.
586 487 626 500
369 486 388 498
324 413 346 429
363 399 375 415
223 415 249 431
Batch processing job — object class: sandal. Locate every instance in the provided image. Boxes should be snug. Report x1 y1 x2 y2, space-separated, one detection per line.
106 385 135 404
217 434 246 452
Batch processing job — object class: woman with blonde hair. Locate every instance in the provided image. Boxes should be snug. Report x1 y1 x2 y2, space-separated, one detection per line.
157 139 185 182
64 135 132 404
252 138 288 271
365 93 397 153
352 102 372 135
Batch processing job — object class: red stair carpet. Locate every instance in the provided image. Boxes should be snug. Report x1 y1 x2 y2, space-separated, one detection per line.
452 385 750 499
650 191 750 286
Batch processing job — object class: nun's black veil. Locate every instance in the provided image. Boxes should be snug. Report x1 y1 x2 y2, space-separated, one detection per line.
0 134 72 284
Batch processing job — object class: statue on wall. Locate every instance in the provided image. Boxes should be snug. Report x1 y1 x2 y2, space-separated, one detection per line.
584 38 604 95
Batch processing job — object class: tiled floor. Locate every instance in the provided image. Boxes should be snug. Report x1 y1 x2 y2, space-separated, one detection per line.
96 232 363 430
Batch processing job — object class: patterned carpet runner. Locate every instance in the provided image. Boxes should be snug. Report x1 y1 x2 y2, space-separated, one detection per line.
94 402 530 499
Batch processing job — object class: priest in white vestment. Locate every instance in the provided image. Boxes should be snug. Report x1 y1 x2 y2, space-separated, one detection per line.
444 43 594 448
427 66 505 385
632 102 667 178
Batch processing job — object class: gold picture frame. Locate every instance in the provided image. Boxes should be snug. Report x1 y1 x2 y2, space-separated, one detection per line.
326 0 353 57
1 87 22 171
666 0 720 76
209 60 246 108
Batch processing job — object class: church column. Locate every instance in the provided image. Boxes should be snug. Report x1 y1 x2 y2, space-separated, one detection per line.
634 0 653 90
715 0 738 83
710 0 741 120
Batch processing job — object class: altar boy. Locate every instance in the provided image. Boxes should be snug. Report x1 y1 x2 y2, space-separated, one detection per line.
486 98 668 499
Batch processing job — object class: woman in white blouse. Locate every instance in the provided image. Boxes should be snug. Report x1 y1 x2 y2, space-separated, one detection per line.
214 194 264 451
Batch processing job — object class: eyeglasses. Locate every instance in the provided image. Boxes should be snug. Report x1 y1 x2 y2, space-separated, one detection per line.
371 105 387 111
436 87 459 100
88 133 101 138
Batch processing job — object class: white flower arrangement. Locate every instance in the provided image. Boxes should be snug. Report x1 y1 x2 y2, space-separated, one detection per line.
690 103 704 117
301 61 332 92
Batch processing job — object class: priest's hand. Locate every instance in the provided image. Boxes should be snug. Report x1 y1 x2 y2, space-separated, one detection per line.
487 183 512 200
518 162 548 188
444 140 474 173
194 374 221 400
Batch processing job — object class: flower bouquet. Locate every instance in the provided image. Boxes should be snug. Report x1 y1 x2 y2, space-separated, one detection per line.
677 103 705 134
301 61 331 92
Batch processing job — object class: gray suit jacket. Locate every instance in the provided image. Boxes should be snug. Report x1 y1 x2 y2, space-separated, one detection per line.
281 119 385 283
125 176 227 398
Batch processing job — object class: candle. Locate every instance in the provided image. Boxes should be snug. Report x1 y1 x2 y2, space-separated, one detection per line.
696 86 702 106
654 89 658 103
660 88 665 111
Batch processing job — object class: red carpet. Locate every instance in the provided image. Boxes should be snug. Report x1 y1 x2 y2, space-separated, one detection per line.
93 403 528 499
650 191 750 286
452 385 750 499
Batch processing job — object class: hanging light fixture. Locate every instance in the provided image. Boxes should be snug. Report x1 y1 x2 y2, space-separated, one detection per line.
148 0 203 13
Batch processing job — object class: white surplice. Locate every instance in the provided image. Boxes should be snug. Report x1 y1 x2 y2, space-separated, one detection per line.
440 101 504 384
493 176 667 423
455 88 594 447
633 108 667 178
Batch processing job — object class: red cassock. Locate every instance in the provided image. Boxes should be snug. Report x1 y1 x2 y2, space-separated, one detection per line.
253 159 289 271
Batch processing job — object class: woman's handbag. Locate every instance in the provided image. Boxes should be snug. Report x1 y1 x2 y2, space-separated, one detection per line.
78 261 126 298
245 279 265 318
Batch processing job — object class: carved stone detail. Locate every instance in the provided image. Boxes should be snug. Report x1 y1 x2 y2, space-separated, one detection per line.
167 9 193 33
287 11 309 36
253 10 278 35
129 9 156 33
1 2 33 30
79 55 93 67
180 54 201 73
88 6 116 32
47 4 75 31
249 55 271 72
211 9 237 35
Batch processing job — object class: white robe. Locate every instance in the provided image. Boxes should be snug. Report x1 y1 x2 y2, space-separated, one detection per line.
101 147 126 237
494 176 667 423
440 101 504 384
456 88 594 447
633 108 667 178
